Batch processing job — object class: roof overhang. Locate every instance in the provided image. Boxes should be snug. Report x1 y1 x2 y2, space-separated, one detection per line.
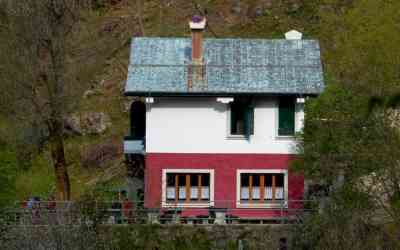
124 91 320 98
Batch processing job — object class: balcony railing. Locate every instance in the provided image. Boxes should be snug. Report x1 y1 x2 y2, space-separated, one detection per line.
124 136 145 155
3 200 318 226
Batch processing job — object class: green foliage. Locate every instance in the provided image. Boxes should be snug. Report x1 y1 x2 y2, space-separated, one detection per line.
294 83 369 181
0 146 17 207
80 180 125 201
292 187 400 249
368 93 400 115
295 81 400 221
15 154 55 200
293 0 400 241
90 0 109 10
0 223 288 250
294 0 400 182
292 201 399 250
319 0 400 95
86 225 215 250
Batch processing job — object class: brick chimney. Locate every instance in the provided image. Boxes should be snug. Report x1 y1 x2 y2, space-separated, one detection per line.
188 15 207 90
189 15 206 64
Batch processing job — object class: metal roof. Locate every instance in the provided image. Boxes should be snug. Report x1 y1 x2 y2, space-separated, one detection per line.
125 37 324 96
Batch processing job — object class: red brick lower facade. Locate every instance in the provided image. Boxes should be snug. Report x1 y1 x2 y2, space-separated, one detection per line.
144 153 304 218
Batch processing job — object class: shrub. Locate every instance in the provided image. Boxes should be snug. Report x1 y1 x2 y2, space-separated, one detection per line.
81 141 122 169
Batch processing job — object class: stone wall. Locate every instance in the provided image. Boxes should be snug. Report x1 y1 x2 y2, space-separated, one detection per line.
1 224 292 250
100 224 291 250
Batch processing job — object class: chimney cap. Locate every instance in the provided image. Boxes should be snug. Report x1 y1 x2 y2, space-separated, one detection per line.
285 30 302 40
189 16 206 30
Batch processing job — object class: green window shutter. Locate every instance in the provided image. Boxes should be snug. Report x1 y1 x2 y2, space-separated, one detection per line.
244 106 254 138
278 97 295 136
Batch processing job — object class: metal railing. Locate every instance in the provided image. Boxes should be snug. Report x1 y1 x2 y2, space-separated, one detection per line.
2 199 318 226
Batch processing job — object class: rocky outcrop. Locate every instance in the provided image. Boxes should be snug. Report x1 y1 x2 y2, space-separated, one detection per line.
82 112 112 134
64 112 112 136
64 114 82 136
83 89 101 99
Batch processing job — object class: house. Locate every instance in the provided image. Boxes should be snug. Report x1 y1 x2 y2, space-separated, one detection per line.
124 16 324 219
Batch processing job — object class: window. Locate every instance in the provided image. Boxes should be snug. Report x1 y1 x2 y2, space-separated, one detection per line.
237 170 288 208
166 173 210 202
162 169 214 207
278 97 295 136
230 98 254 137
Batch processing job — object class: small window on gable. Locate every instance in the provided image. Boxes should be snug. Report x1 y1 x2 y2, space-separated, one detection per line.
230 98 254 137
278 97 295 136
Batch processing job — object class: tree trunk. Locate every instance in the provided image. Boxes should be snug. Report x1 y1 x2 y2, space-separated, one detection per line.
158 0 164 35
49 119 70 201
136 0 145 36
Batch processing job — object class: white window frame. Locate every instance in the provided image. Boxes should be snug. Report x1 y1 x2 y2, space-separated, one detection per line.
161 169 215 208
236 169 289 209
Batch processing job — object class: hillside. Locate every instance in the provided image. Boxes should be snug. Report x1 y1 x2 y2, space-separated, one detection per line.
10 0 400 200
2 1 400 249
9 0 326 199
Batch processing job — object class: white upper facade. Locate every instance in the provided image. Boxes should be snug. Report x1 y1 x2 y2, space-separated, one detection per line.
145 96 304 154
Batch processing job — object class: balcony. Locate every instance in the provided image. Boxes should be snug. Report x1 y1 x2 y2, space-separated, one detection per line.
124 136 145 155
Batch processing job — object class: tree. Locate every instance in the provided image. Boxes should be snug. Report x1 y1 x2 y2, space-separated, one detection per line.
292 83 400 248
136 0 145 35
318 0 400 96
295 0 400 216
291 0 400 247
296 83 400 221
368 94 400 114
0 0 86 200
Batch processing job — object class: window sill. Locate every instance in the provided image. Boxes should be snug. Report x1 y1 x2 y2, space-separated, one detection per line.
275 135 295 140
162 201 214 208
236 201 288 209
226 135 252 140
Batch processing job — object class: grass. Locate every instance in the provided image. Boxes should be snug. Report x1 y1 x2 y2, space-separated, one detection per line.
14 128 127 201
16 154 55 200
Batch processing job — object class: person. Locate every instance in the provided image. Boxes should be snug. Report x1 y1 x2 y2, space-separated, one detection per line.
31 197 41 225
46 195 57 224
47 195 56 210
20 199 27 209
122 197 134 224
18 197 30 224
27 197 34 209
111 193 122 224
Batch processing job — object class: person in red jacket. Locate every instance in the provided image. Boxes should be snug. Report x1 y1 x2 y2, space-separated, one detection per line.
122 198 134 224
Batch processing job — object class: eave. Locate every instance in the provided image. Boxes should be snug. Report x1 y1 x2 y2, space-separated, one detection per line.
124 91 320 98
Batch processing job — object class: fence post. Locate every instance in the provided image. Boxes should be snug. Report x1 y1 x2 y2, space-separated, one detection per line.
238 239 244 250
